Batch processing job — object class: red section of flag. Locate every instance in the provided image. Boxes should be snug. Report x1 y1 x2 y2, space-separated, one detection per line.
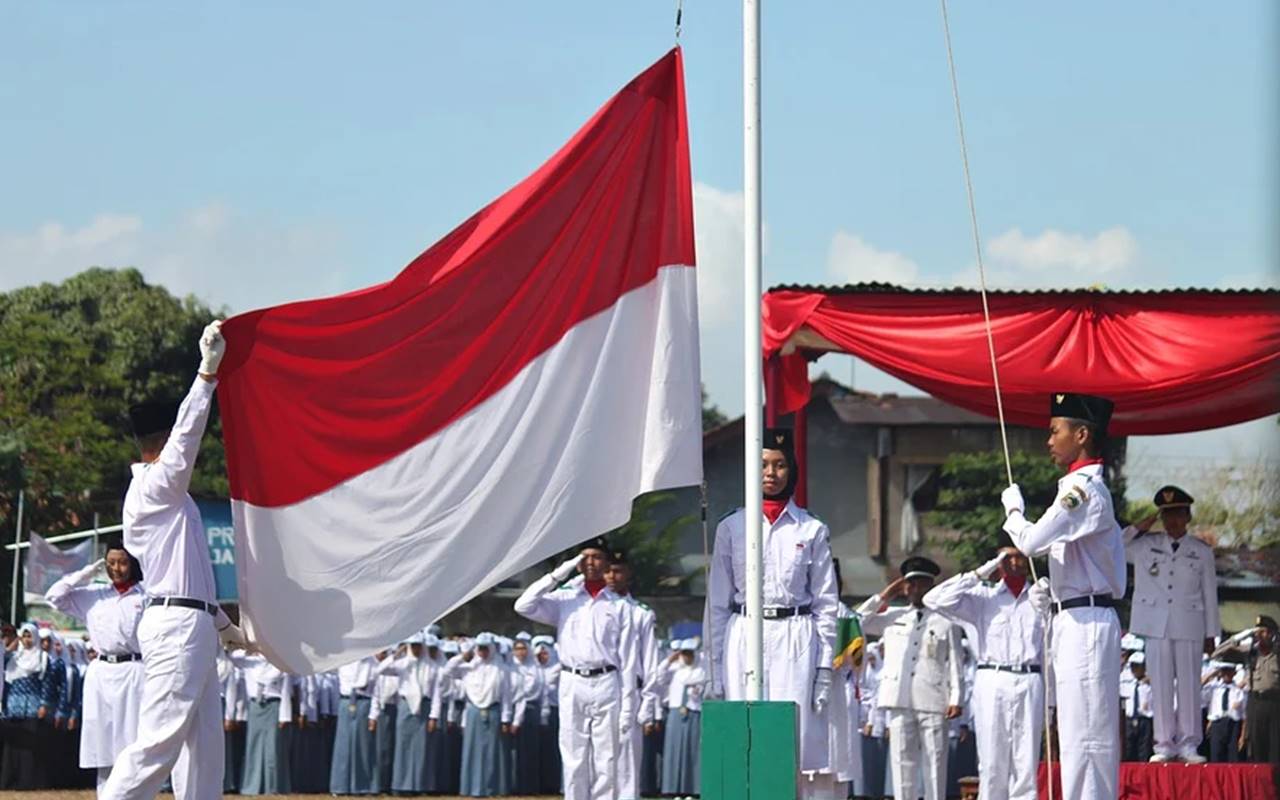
218 48 693 508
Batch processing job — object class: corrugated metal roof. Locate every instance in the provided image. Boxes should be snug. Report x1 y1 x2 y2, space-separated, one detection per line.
767 281 1280 297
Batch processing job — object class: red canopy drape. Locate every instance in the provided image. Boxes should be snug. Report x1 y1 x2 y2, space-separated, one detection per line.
763 284 1280 435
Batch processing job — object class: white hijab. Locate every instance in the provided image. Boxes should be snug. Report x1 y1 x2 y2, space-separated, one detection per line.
5 623 46 682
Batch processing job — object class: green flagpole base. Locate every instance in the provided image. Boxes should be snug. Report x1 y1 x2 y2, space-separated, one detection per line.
700 700 798 800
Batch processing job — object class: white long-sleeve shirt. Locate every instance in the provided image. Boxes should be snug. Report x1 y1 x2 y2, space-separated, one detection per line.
123 378 224 616
1003 463 1125 602
229 651 294 725
514 573 638 718
705 500 840 675
45 565 145 657
923 572 1044 667
1203 678 1246 722
509 655 544 723
337 657 377 697
620 595 663 724
662 657 707 713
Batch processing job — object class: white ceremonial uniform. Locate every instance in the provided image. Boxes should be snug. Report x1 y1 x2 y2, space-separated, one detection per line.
619 594 660 800
103 377 227 800
515 574 638 800
1123 528 1220 758
705 500 840 773
924 573 1044 800
1004 462 1124 800
45 566 147 771
235 654 296 725
857 596 963 800
444 654 513 722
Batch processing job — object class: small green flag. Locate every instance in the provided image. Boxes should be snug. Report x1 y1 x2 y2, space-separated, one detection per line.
832 616 864 670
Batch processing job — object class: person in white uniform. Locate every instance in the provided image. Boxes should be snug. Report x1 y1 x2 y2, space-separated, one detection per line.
1122 485 1219 763
705 428 840 798
1122 653 1155 761
923 547 1043 800
101 320 250 800
857 557 964 800
1001 392 1124 800
44 540 148 794
604 551 661 800
514 537 638 800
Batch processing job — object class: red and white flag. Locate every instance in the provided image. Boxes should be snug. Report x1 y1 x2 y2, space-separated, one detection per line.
217 49 700 673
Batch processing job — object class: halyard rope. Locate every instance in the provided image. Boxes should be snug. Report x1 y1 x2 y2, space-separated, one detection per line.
938 1 1057 794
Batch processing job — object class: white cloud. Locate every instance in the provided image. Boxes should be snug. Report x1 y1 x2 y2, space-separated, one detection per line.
0 205 352 313
692 182 748 327
987 226 1137 274
825 231 920 285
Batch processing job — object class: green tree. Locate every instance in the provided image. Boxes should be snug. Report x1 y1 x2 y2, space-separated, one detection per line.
0 268 228 613
925 450 1063 570
702 386 727 431
605 492 699 595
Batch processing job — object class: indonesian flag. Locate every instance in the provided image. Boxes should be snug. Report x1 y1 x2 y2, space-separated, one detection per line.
217 49 700 673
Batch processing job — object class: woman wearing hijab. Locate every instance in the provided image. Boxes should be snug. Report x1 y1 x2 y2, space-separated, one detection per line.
229 650 294 795
659 639 705 796
1 622 52 789
432 639 465 795
508 637 545 795
381 633 432 795
532 635 562 794
447 632 512 797
330 654 381 796
44 541 147 793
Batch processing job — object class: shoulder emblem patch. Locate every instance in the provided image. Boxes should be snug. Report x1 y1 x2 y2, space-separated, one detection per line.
1060 485 1086 511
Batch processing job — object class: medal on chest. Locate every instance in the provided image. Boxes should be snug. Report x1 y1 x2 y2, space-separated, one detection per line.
1148 561 1160 577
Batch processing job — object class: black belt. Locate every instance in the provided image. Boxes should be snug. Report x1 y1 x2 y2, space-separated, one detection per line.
147 596 218 616
340 693 373 700
566 664 617 678
977 663 1041 674
1053 594 1115 614
729 602 811 619
99 652 143 664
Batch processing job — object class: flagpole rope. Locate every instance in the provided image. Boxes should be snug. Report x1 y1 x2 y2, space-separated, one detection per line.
675 0 683 42
938 1 1056 793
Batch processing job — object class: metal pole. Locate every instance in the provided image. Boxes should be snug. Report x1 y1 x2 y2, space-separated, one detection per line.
742 0 765 701
9 491 23 624
93 512 100 559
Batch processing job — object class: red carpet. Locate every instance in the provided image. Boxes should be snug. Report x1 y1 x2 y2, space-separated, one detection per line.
1037 761 1277 799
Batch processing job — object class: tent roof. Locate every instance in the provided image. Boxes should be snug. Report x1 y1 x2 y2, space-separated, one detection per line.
768 281 1279 298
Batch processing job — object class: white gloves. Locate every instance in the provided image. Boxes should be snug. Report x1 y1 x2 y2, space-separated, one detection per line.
976 551 1008 581
198 320 226 376
218 622 252 651
1001 484 1025 517
619 705 634 737
812 667 832 714
551 554 583 583
1028 577 1053 617
72 559 105 586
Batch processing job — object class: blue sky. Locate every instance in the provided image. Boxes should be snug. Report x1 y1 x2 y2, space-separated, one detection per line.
2 2 1276 497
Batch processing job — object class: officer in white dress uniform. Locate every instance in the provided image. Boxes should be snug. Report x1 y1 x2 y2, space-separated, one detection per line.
101 321 251 800
857 557 964 800
705 428 840 798
514 537 639 800
1002 392 1125 800
923 547 1043 800
604 552 662 800
45 541 147 792
1122 485 1220 763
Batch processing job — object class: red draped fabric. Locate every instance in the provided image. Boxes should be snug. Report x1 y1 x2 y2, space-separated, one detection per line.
1037 762 1277 800
762 285 1280 435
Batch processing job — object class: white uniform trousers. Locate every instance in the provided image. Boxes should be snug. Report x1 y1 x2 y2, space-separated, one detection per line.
886 709 948 800
558 670 621 800
725 612 828 771
616 707 641 800
1053 606 1120 800
100 607 223 800
972 669 1042 800
1145 637 1203 757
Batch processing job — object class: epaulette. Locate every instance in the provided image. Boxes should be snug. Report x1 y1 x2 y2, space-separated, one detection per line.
718 507 742 523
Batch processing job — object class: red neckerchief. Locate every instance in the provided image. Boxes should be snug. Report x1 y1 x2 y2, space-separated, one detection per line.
1003 575 1027 597
1067 456 1104 474
113 580 138 596
584 579 606 598
763 498 788 524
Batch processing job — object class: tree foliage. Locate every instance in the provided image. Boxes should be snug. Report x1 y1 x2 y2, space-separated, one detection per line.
925 450 1063 570
605 492 699 595
0 268 227 539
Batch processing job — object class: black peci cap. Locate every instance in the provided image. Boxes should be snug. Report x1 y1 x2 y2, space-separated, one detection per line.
1050 392 1114 432
899 556 941 580
128 400 180 438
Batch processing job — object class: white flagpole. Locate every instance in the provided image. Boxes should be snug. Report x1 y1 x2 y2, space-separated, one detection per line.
9 490 23 624
742 0 765 701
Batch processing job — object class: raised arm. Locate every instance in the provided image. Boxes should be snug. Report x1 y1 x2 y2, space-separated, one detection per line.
44 559 104 622
513 556 581 626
